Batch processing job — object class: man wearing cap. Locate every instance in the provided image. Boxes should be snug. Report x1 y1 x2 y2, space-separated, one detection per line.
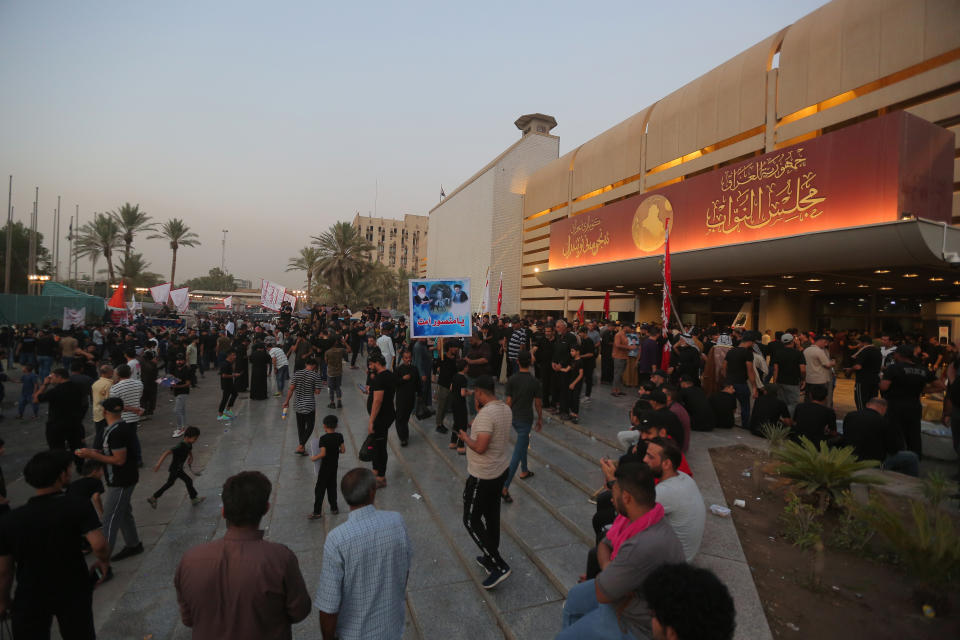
804 335 835 407
770 333 805 416
77 397 143 562
721 332 758 428
880 344 941 457
457 375 512 589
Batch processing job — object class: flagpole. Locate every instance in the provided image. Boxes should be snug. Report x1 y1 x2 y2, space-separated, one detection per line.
4 175 12 293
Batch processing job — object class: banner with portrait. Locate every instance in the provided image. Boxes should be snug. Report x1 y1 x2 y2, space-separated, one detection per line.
409 278 472 338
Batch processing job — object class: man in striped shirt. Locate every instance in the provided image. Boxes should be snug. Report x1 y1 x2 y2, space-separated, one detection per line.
507 317 529 378
109 364 144 466
269 345 290 397
283 358 322 456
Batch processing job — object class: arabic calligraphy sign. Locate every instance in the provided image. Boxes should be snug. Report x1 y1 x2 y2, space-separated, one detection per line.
409 278 472 338
547 111 954 270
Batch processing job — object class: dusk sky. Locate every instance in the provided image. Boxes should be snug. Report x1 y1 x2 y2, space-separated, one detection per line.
0 0 827 289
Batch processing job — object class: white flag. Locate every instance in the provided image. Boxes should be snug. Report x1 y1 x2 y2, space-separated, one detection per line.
223 296 233 308
479 267 490 315
149 282 171 304
169 287 190 312
63 307 85 330
260 279 285 311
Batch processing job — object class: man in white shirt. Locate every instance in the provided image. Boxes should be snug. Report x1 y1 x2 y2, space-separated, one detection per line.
125 349 141 381
225 319 236 336
376 325 397 372
803 335 836 407
643 438 705 562
457 375 513 589
269 345 290 397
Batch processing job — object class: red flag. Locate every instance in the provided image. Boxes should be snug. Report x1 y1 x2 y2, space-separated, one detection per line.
661 219 672 371
603 291 610 320
496 272 503 315
107 280 126 309
577 300 584 325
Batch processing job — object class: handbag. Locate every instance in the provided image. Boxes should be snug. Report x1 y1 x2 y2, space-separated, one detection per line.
358 434 376 462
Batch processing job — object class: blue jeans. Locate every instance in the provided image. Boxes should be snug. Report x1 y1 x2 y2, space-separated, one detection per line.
557 580 638 639
37 355 53 379
883 451 919 477
732 383 752 428
504 421 532 490
18 353 36 369
18 396 39 418
275 365 289 394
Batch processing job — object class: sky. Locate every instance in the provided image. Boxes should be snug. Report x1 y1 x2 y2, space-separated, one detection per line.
0 0 828 289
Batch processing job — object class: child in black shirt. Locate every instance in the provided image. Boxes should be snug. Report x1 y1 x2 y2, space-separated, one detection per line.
449 359 470 454
566 344 584 423
309 415 345 519
147 427 203 508
67 460 106 518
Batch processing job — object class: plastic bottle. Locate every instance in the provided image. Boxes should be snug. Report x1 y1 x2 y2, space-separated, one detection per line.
281 407 288 420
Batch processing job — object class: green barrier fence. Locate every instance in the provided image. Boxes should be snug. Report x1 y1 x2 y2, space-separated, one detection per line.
0 294 105 326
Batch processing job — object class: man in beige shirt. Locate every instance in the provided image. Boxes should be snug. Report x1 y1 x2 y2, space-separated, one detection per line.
91 364 113 449
803 335 835 407
59 332 78 369
457 374 513 590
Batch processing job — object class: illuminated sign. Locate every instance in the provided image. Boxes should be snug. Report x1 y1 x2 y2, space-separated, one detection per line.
548 111 954 270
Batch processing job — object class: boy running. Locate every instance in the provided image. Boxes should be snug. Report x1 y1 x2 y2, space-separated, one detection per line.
148 427 204 508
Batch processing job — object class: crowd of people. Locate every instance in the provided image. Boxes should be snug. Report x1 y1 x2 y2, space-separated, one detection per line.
0 303 955 639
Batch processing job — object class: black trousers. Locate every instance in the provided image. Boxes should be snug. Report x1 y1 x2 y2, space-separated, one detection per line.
583 363 595 398
313 468 338 514
463 469 509 572
538 366 553 408
296 411 316 446
553 370 570 412
888 401 923 457
600 349 613 383
218 388 238 413
92 419 107 451
395 392 415 442
350 340 362 366
372 420 392 477
46 423 83 452
153 469 197 500
13 587 95 640
854 381 878 411
568 381 582 414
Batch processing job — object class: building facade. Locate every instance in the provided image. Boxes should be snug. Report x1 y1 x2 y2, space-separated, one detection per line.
352 213 429 274
428 114 560 314
519 0 960 337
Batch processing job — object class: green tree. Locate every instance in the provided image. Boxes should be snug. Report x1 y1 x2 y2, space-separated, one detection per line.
148 218 200 286
286 246 322 305
111 203 154 264
312 222 373 294
114 252 163 289
0 221 53 294
76 213 122 284
183 267 236 292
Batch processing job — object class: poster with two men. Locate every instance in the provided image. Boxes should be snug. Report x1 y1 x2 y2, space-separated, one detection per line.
409 278 471 338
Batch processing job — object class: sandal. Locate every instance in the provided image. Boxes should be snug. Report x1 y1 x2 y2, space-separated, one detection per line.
448 443 458 449
502 491 513 503
518 471 535 480
375 477 387 488
307 513 322 520
456 448 466 455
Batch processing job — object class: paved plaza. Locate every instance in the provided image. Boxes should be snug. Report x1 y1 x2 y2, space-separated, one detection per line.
4 366 780 640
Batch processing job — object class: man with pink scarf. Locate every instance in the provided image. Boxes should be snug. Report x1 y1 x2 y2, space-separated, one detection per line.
556 462 684 639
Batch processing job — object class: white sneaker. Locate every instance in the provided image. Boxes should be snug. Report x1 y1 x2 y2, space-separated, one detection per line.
171 428 186 438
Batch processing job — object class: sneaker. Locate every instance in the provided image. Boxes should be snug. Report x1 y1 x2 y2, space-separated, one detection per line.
191 496 206 506
225 410 236 417
327 402 336 409
330 507 339 514
481 567 511 589
273 392 282 397
476 555 495 574
583 397 592 404
217 415 227 421
435 425 448 434
336 401 343 408
147 497 158 510
171 428 185 438
110 543 144 562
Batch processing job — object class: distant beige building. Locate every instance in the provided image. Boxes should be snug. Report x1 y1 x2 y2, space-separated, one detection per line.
352 213 429 273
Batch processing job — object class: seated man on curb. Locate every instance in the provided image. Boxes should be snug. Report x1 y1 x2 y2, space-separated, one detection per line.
641 563 736 640
617 394 684 452
842 397 919 477
557 462 684 640
644 438 705 562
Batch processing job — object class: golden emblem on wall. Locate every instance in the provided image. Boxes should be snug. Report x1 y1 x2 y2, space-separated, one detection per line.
632 195 674 252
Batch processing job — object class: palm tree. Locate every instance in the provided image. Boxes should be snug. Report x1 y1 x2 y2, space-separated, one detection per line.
111 203 154 264
148 218 200 286
115 252 163 289
75 213 122 284
312 222 374 295
286 246 322 305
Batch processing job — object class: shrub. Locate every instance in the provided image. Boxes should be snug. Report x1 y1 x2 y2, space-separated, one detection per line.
773 436 883 509
779 494 823 550
830 491 876 553
920 471 952 508
759 422 791 450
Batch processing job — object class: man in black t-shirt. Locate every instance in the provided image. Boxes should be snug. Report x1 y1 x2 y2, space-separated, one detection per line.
435 343 459 433
0 450 111 638
749 384 791 437
679 376 715 431
849 335 882 411
551 321 577 414
394 350 420 447
770 333 805 416
367 354 396 487
709 385 738 429
791 385 838 445
722 332 758 428
217 351 240 421
533 326 556 408
77 397 142 562
34 368 86 458
880 344 941 456
842 397 918 476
